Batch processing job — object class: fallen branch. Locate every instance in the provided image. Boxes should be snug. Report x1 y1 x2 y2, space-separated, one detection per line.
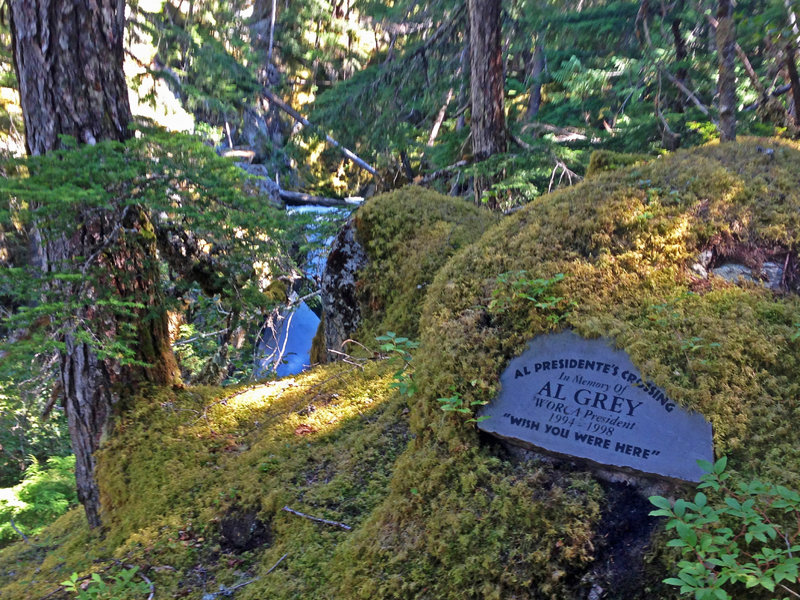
744 84 792 111
325 348 369 368
508 131 534 151
281 506 352 530
521 121 588 142
262 87 380 179
200 554 287 599
265 552 289 575
124 565 155 600
279 189 361 207
9 515 32 546
660 69 719 126
548 158 582 193
418 160 468 184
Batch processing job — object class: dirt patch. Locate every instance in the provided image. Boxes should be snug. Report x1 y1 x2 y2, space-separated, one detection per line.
584 480 661 599
218 508 271 552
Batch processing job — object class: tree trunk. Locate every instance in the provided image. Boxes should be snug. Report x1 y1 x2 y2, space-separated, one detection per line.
468 0 507 208
671 19 688 111
716 0 737 141
526 38 545 120
786 42 800 126
10 0 178 529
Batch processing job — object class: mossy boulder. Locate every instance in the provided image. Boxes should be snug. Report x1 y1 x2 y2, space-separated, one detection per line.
331 138 800 599
317 186 496 361
352 185 499 341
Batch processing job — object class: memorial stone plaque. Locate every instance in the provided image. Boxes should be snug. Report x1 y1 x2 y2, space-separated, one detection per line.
477 331 713 482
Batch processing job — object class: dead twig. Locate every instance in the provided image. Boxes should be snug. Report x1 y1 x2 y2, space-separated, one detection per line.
418 160 468 184
508 131 533 151
265 552 289 575
9 515 33 546
660 69 719 127
124 564 155 600
201 553 287 599
325 349 369 368
281 506 352 530
262 87 380 179
548 158 582 193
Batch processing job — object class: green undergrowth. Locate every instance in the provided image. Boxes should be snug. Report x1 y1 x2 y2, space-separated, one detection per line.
3 139 800 599
585 149 655 178
353 186 498 340
0 360 409 599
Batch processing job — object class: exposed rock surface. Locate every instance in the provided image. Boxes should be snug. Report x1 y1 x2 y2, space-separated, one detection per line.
320 218 367 361
235 162 282 207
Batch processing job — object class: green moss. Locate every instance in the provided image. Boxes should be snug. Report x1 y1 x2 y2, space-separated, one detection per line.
586 149 653 178
326 139 800 599
354 186 498 340
0 361 408 600
309 316 327 365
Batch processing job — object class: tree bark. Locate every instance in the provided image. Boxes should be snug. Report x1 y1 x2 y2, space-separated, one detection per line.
671 19 688 111
785 42 800 126
716 0 737 141
10 0 178 529
526 38 545 120
468 0 507 208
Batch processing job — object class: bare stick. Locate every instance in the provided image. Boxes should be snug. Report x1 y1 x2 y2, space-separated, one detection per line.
135 569 155 600
508 131 533 151
265 552 289 575
262 87 380 179
281 506 352 530
660 69 718 125
203 553 288 599
418 160 468 184
9 515 32 545
779 583 800 599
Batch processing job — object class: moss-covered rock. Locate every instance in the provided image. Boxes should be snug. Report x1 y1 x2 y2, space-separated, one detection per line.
353 186 498 341
330 138 800 599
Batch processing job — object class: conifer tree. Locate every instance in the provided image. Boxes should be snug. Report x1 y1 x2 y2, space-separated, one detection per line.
9 0 178 529
717 0 737 141
468 0 507 207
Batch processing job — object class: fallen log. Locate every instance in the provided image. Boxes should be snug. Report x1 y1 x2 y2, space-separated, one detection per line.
279 190 363 208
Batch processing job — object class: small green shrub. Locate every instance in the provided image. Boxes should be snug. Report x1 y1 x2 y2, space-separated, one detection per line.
489 271 574 324
62 567 150 600
436 387 489 423
650 457 800 600
376 331 418 397
0 455 77 547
